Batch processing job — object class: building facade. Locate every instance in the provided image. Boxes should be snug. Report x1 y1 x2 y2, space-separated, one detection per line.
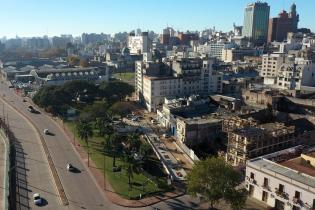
243 2 270 45
268 5 299 43
128 32 150 55
246 146 315 210
226 122 296 166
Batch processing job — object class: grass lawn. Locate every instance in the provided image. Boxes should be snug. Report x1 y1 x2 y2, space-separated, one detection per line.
65 121 171 199
113 72 135 82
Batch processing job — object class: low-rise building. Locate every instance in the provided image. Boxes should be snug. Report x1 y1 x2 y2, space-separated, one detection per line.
246 146 315 210
176 116 221 146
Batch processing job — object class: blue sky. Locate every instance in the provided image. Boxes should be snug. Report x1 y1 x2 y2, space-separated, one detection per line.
1 0 314 38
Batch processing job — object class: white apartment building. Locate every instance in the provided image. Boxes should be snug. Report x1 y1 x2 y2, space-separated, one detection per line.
196 42 235 59
276 59 315 91
260 53 286 85
246 146 315 210
128 32 150 54
135 58 223 112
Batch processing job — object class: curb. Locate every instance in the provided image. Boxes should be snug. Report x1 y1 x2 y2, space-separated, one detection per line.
0 96 69 206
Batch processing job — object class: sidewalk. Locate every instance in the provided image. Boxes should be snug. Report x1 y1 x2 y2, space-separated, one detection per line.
0 130 6 209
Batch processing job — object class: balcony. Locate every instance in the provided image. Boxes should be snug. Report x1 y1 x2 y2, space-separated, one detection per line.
261 184 270 191
292 197 302 206
246 176 257 185
275 188 288 199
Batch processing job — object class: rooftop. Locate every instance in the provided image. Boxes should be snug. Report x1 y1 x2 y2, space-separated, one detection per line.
248 157 315 189
248 146 315 190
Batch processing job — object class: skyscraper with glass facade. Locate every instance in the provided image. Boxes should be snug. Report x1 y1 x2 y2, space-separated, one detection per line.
243 2 270 46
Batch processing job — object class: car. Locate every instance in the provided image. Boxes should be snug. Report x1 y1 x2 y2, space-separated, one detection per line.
27 105 34 113
8 85 14 88
33 193 42 205
67 163 74 171
43 129 50 135
22 99 27 102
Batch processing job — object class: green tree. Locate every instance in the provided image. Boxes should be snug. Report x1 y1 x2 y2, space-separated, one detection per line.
126 133 141 153
76 120 93 166
98 81 134 103
187 157 242 209
140 143 153 160
109 101 136 119
109 134 122 167
226 188 248 210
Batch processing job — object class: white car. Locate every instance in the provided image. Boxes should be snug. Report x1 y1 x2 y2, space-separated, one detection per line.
43 129 49 135
33 193 42 205
67 163 74 171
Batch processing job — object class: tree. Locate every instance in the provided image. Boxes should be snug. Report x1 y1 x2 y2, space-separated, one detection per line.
109 101 137 119
109 134 122 167
98 81 134 103
67 55 80 66
76 120 93 166
187 157 242 209
126 133 141 153
226 188 248 210
139 143 153 160
80 58 89 67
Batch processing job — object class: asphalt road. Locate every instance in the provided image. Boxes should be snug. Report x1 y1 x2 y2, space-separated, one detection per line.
0 97 64 210
0 81 207 210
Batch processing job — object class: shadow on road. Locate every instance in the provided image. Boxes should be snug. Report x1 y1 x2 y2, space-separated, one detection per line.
9 131 31 210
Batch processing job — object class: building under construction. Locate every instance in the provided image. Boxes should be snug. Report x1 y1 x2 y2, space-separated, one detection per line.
225 122 296 166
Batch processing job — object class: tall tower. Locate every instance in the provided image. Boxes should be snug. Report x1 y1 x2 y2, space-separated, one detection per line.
289 3 299 32
243 2 270 46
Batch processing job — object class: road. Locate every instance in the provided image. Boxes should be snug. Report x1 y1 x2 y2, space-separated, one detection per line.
0 97 64 210
0 81 208 210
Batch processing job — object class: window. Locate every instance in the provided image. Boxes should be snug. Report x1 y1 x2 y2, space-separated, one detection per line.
294 191 300 199
313 199 315 208
262 191 268 202
279 184 284 193
250 172 255 179
263 178 268 187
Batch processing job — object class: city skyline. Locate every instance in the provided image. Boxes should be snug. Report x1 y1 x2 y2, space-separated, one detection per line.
1 0 314 38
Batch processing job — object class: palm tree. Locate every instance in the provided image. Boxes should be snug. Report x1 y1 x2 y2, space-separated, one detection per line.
76 120 93 166
124 154 135 190
126 133 141 153
110 134 122 167
95 117 106 136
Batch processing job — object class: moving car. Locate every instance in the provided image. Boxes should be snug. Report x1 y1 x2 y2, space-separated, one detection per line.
27 105 35 113
33 193 42 205
43 129 50 135
67 163 74 171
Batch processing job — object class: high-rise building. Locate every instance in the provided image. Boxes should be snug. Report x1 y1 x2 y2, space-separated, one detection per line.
267 4 300 43
128 32 150 54
243 2 270 46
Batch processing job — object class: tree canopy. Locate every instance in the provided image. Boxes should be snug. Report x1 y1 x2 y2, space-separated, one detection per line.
99 81 134 102
187 157 246 209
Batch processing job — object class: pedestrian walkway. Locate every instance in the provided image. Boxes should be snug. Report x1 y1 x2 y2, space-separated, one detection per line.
0 130 8 210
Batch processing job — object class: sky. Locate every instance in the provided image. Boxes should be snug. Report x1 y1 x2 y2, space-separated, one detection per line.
1 0 314 38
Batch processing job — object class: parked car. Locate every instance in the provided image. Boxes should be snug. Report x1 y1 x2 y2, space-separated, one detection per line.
67 163 74 171
33 193 42 205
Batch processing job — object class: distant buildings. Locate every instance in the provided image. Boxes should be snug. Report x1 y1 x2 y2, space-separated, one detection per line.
246 146 315 210
128 32 151 55
243 2 270 46
268 4 300 42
